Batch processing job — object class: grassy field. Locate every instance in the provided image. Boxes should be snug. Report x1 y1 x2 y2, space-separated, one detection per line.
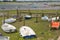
0 2 38 4
0 17 60 40
0 10 60 40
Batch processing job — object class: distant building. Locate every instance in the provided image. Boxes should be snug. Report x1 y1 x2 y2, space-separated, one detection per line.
0 0 60 2
16 0 60 2
0 0 13 1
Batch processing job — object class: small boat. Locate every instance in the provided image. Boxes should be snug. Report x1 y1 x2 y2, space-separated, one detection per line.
24 15 32 19
48 16 59 21
41 16 59 21
51 21 60 29
1 23 16 33
19 26 36 38
0 36 10 40
2 18 16 23
41 16 48 20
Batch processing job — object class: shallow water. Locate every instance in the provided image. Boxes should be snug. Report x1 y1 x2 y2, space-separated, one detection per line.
0 2 60 10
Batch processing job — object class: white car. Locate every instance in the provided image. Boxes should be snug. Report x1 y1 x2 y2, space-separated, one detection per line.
1 23 16 33
19 26 36 38
2 18 16 23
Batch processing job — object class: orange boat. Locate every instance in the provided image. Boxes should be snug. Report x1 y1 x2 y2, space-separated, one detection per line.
51 21 60 29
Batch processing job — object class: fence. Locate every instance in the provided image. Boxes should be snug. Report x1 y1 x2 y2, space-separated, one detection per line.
0 11 60 18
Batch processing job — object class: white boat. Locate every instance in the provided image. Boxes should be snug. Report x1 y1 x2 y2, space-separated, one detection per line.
48 16 59 21
24 15 32 19
41 16 48 20
41 16 59 21
19 26 36 38
1 23 16 33
0 36 10 40
2 18 16 23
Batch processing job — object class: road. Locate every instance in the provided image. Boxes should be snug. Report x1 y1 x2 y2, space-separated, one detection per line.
0 2 60 10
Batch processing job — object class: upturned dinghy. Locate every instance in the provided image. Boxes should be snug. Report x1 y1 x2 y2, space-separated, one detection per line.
19 26 36 38
48 16 59 21
0 36 10 40
41 16 48 21
24 15 32 19
1 23 16 33
2 18 16 23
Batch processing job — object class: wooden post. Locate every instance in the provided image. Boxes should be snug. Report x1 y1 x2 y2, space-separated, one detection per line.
19 10 22 22
23 17 25 26
7 10 9 18
1 7 5 24
35 14 38 23
16 8 19 20
42 13 44 17
29 9 32 15
3 14 5 24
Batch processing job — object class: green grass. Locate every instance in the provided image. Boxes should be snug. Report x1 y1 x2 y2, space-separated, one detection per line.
0 10 60 40
0 2 16 4
0 10 60 14
0 17 60 40
0 2 35 4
